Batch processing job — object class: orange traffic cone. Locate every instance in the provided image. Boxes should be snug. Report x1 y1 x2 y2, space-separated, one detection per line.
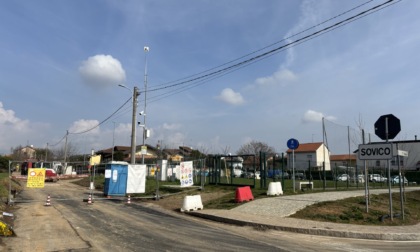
127 195 131 204
87 194 92 205
44 194 51 206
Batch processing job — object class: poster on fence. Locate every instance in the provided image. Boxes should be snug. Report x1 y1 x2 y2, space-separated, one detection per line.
126 164 146 194
180 161 193 187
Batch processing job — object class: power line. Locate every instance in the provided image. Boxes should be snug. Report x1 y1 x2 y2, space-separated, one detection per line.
148 0 376 91
143 0 398 100
68 97 132 135
47 0 399 143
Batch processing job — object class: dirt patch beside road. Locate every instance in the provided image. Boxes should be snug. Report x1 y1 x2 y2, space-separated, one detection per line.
139 188 232 212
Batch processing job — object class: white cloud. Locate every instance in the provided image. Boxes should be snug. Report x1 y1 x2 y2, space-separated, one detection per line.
283 0 327 68
255 68 298 87
302 110 336 123
69 119 100 135
165 132 186 148
0 102 30 132
0 102 50 154
162 123 181 130
79 54 126 88
216 88 245 105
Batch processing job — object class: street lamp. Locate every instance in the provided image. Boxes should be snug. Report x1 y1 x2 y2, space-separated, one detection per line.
142 46 149 164
118 84 140 164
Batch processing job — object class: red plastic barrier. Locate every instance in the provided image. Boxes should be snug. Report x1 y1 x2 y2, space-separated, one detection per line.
235 186 254 203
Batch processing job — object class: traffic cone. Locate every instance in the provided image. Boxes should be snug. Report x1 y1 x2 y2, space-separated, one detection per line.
44 194 51 206
127 195 131 204
87 194 92 205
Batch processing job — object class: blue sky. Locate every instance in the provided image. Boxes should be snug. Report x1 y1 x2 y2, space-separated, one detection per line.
1 0 419 156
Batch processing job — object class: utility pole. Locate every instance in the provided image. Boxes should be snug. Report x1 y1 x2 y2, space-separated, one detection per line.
131 86 140 165
112 121 116 161
64 130 68 173
45 142 49 162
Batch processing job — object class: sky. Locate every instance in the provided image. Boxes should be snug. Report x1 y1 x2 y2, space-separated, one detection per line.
1 0 419 156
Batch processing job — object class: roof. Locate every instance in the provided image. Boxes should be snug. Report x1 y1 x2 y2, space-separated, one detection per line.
97 146 131 154
286 142 324 153
330 154 356 161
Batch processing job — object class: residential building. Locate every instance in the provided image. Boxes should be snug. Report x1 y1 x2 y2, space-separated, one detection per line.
330 154 357 169
286 142 331 171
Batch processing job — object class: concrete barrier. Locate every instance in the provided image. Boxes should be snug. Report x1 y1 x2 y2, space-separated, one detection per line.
267 182 283 196
235 186 254 203
181 195 203 212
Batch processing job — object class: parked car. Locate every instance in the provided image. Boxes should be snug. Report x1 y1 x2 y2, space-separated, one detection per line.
45 168 59 182
267 170 289 179
337 174 349 182
293 172 306 180
241 172 254 179
391 175 408 185
369 174 387 183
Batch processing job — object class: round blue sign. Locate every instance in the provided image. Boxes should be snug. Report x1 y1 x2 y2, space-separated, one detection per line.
287 138 299 150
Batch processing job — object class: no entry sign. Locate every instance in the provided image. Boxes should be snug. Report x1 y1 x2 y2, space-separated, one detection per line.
358 143 393 160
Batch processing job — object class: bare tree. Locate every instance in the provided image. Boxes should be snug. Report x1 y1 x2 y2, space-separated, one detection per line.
237 140 276 172
53 142 79 161
237 140 276 156
10 145 25 161
220 146 231 155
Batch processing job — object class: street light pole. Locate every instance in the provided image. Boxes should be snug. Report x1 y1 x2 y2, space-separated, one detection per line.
142 46 149 164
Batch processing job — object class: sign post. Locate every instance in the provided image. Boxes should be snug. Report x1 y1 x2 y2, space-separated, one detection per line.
374 114 401 221
287 138 299 193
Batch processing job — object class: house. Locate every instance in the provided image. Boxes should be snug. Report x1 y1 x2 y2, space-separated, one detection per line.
97 145 194 164
161 146 193 163
286 142 331 171
330 154 357 169
97 144 160 164
17 145 37 159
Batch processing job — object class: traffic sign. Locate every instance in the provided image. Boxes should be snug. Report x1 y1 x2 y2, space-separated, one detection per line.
358 143 393 160
374 114 401 140
26 168 46 188
397 150 408 157
287 138 299 150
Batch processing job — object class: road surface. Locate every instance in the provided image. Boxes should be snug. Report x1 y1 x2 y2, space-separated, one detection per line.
2 179 420 251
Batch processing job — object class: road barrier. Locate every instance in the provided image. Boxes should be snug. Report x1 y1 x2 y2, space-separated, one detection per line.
180 195 203 212
267 182 283 196
235 186 254 203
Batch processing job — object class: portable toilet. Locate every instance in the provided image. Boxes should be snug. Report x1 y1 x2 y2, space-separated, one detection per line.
104 162 128 196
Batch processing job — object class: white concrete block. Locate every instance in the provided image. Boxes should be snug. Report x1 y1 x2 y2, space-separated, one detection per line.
267 182 283 196
181 195 203 212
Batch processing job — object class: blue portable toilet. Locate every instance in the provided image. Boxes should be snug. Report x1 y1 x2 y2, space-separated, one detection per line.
104 162 128 196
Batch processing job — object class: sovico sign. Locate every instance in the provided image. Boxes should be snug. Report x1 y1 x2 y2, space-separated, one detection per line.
358 143 393 160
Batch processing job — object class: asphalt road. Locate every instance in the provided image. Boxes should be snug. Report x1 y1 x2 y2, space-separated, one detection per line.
2 180 285 251
2 179 420 251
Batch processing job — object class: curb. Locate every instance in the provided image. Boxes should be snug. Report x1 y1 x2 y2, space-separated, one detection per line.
186 211 420 241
